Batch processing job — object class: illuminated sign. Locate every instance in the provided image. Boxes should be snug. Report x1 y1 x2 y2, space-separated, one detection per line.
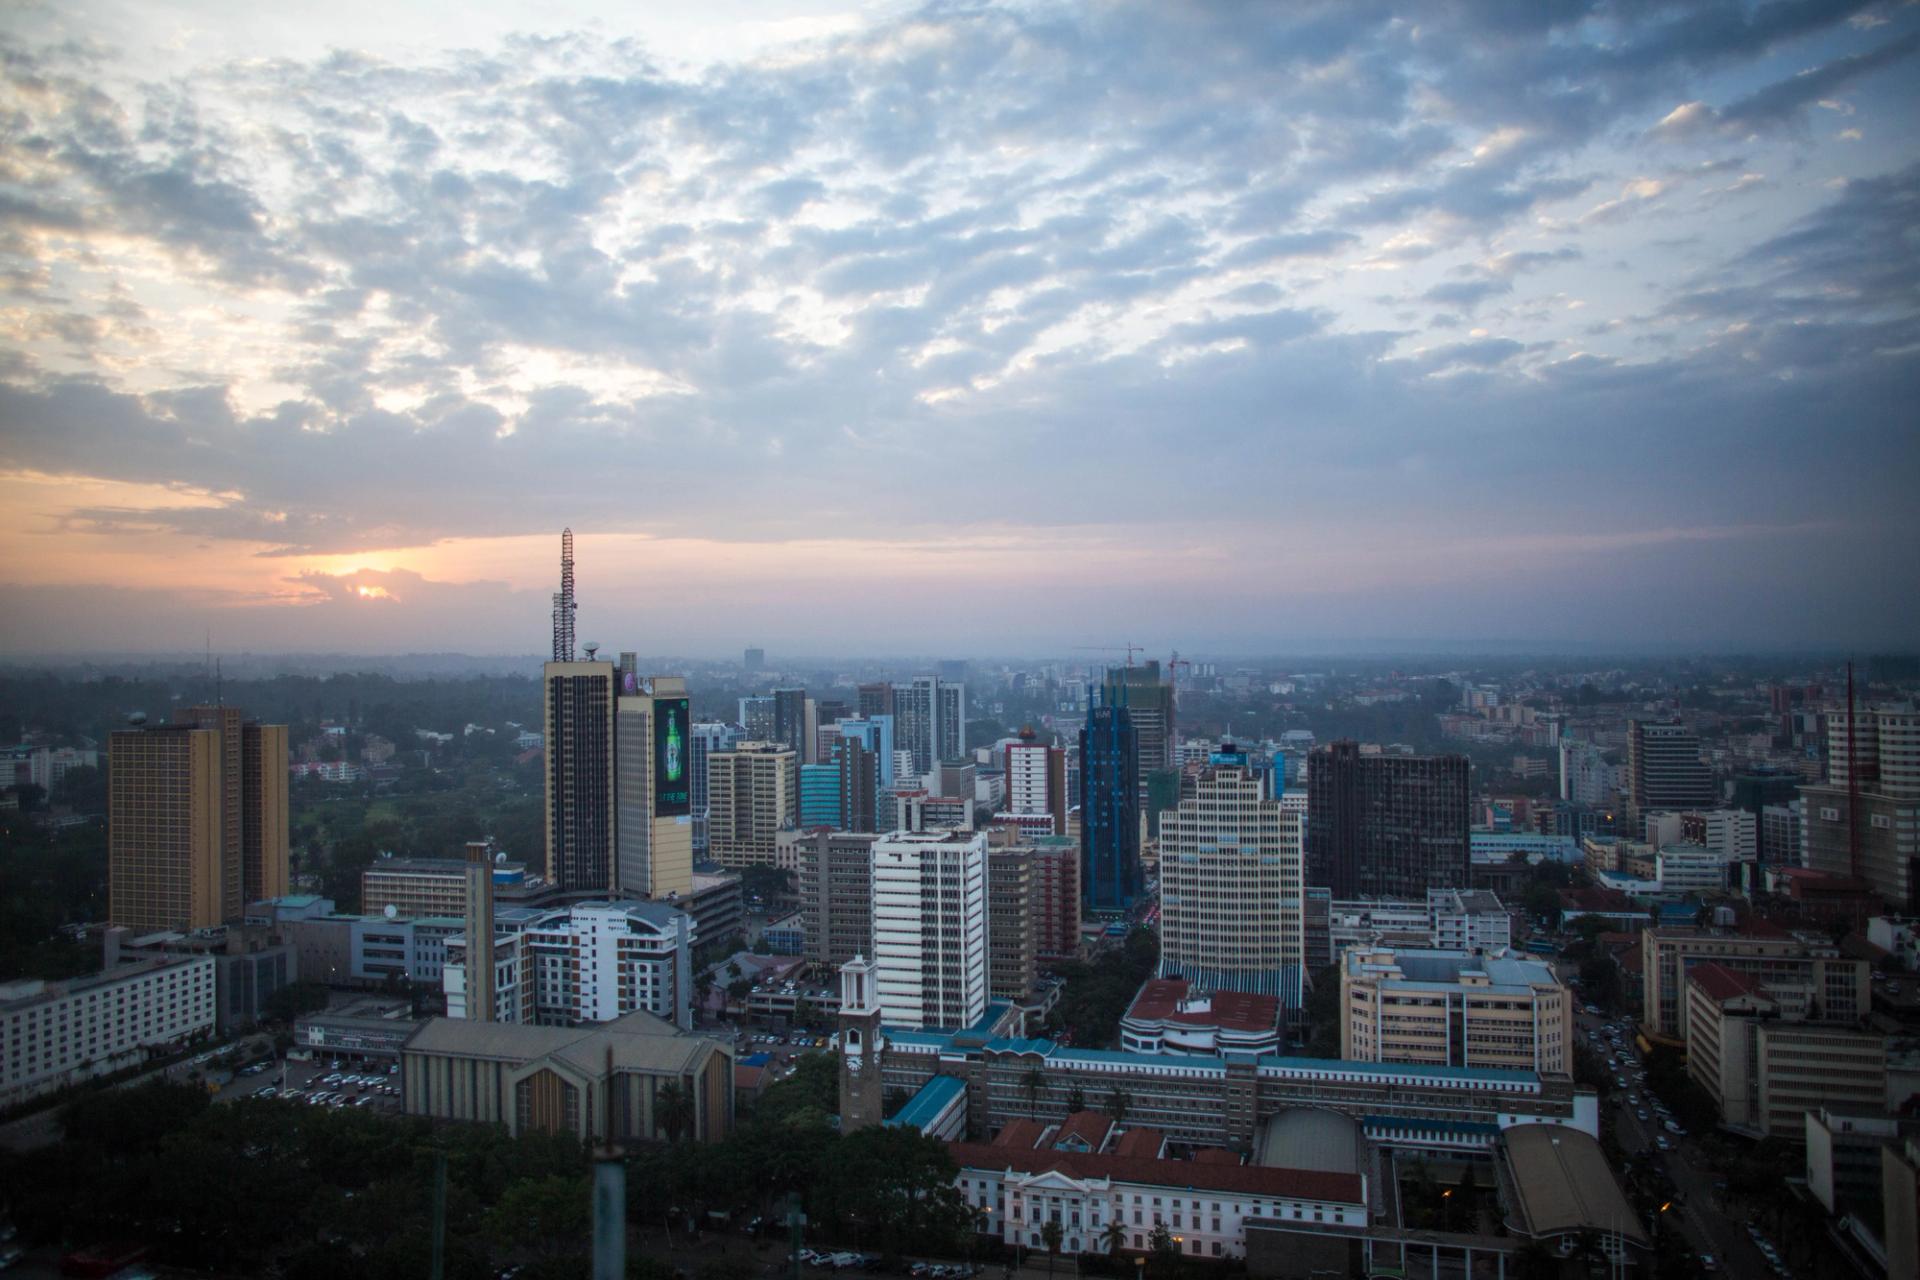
654 697 691 816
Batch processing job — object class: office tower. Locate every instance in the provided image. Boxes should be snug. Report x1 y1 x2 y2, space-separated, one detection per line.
871 830 989 1030
461 900 695 1029
1339 945 1571 1076
707 742 797 867
1803 701 1920 909
799 763 841 828
612 663 694 899
836 716 896 788
1080 703 1141 911
937 760 977 803
773 688 811 760
1760 802 1802 868
1305 741 1471 900
1157 765 1303 1004
988 846 1037 1001
835 735 878 834
1029 836 1082 961
462 841 496 1023
1558 739 1612 809
1004 728 1067 836
1639 926 1871 1038
689 722 743 857
895 676 966 776
110 703 289 932
857 682 895 721
543 655 617 892
894 790 975 833
744 647 765 671
738 696 776 740
797 829 880 968
1626 720 1715 822
1102 661 1176 771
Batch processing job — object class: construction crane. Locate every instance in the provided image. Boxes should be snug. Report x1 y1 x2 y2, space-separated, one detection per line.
1074 643 1143 667
1167 649 1193 681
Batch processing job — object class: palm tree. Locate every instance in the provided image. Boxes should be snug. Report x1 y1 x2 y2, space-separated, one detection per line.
1023 1064 1047 1118
1106 1086 1131 1129
1100 1220 1127 1257
1065 1084 1086 1113
655 1080 696 1145
1040 1219 1063 1278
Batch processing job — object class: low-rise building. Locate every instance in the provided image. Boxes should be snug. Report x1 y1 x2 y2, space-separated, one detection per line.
1120 978 1281 1056
1641 925 1872 1039
1320 889 1510 966
1339 945 1571 1076
361 851 527 920
446 899 695 1031
1 956 217 1107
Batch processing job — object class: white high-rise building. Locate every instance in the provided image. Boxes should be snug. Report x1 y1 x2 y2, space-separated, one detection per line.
446 900 693 1030
1559 739 1612 808
871 830 989 1030
895 677 967 776
1157 766 1305 1007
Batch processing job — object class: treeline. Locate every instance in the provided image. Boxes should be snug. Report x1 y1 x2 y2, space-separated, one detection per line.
1044 927 1159 1047
0 810 107 981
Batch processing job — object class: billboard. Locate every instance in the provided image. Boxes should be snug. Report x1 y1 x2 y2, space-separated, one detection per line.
654 696 691 816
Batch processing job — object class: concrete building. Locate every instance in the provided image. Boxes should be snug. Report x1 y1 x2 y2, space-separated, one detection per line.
1652 842 1737 895
1004 728 1068 836
1639 926 1872 1039
0 956 217 1107
1305 742 1470 900
872 830 989 1030
1080 703 1141 912
445 933 533 1024
1761 801 1803 867
706 741 796 868
1028 835 1082 962
1120 979 1282 1056
894 790 974 832
1684 962 1887 1137
461 899 696 1030
795 829 880 969
987 846 1037 1002
1558 739 1613 809
1339 945 1571 1077
360 850 528 920
401 1009 733 1143
1157 764 1303 1005
1885 1137 1920 1280
1320 889 1511 967
542 657 617 892
894 676 966 775
1806 1106 1917 1226
1626 719 1715 825
664 868 743 953
1803 701 1920 910
613 666 695 899
689 721 743 856
108 706 288 932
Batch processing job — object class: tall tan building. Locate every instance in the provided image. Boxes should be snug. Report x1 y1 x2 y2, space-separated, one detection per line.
707 742 796 868
613 664 694 899
1157 765 1303 1005
1340 944 1572 1076
987 846 1037 1002
796 829 879 969
542 658 617 892
109 706 288 932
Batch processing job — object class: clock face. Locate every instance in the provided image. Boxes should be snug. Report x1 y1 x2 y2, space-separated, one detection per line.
846 1054 863 1077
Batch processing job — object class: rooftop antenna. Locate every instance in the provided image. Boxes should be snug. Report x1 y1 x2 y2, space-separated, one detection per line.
551 528 577 663
215 656 223 707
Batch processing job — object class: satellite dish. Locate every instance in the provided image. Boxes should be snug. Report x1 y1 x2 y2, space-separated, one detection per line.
384 903 398 920
584 641 600 659
127 711 148 726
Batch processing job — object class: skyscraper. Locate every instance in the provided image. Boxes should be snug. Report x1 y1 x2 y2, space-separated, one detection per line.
799 762 842 828
871 830 989 1030
773 688 812 760
1305 741 1471 899
613 663 694 899
109 704 288 932
1626 720 1715 825
738 696 776 740
1157 765 1303 1004
461 840 496 1023
987 846 1037 1001
835 735 878 834
1080 702 1141 911
857 682 895 721
689 722 743 857
707 742 797 867
1004 727 1067 836
1101 661 1176 771
895 676 966 776
543 656 617 892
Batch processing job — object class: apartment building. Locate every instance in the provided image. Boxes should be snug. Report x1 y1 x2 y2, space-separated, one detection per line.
444 900 694 1031
1639 926 1871 1039
706 741 797 868
872 830 989 1030
1 956 217 1107
1339 944 1572 1076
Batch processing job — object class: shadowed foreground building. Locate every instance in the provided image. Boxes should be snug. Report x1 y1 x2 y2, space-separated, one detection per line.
401 1009 732 1143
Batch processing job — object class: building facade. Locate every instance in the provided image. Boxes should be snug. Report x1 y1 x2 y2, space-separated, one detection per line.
1005 730 1068 836
1080 704 1142 912
987 846 1038 1002
542 658 617 892
1305 742 1471 900
872 830 989 1030
1639 926 1872 1039
613 667 695 899
1802 702 1920 910
1626 720 1715 825
0 956 217 1107
797 829 880 969
706 741 797 868
1340 945 1571 1077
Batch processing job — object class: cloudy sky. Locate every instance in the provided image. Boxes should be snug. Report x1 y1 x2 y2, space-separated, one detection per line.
0 0 1916 658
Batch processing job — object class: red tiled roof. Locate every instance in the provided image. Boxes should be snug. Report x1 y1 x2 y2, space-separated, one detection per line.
1111 1128 1167 1158
1687 961 1760 1002
993 1119 1048 1149
947 1142 1365 1206
1123 978 1280 1032
734 1064 766 1089
1192 1148 1243 1166
1053 1110 1114 1150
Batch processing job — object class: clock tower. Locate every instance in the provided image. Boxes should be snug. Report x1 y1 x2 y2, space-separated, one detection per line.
837 954 887 1131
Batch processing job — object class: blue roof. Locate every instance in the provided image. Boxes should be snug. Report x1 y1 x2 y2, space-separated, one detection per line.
1259 1054 1537 1083
885 1074 967 1130
741 1052 772 1067
982 1037 1057 1056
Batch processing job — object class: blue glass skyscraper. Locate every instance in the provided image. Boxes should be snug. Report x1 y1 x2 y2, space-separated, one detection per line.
1080 701 1141 912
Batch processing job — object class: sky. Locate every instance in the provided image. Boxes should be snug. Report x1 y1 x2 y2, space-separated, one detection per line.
0 0 1916 659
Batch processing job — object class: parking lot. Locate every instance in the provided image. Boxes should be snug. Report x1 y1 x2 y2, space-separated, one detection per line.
221 1053 405 1112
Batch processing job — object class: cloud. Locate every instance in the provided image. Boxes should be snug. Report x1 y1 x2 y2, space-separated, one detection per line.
1650 30 1920 138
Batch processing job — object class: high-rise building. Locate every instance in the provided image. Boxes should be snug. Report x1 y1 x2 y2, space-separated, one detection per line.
1028 836 1082 962
798 763 841 828
1626 720 1715 823
1803 702 1920 909
796 829 879 969
689 722 743 857
856 682 895 721
987 846 1037 1002
773 688 811 761
461 840 496 1023
871 830 989 1030
738 696 776 741
612 664 694 899
895 676 966 776
1157 765 1303 1004
836 716 896 788
834 735 878 834
707 742 797 867
1305 742 1470 900
543 657 617 892
743 647 765 671
1080 703 1141 912
109 704 288 932
1101 661 1176 772
1004 728 1067 836
1558 739 1612 809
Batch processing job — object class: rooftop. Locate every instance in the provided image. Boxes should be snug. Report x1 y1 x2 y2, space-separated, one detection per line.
1502 1124 1650 1247
403 1009 722 1076
1687 961 1763 1002
886 1074 967 1130
1255 1108 1363 1177
1123 978 1281 1033
948 1140 1364 1205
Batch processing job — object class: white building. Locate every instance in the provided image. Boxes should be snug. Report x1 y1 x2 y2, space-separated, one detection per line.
1559 739 1612 808
1 956 217 1107
444 899 693 1031
872 830 989 1030
444 933 534 1024
1653 843 1737 895
1325 889 1511 964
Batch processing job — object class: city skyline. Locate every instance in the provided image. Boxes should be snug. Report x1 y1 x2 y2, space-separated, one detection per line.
1 2 1917 655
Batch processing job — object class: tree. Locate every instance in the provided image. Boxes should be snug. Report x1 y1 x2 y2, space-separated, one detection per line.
1106 1086 1131 1129
1023 1065 1047 1118
655 1081 696 1145
1064 1084 1086 1113
1101 1220 1127 1256
1040 1219 1063 1277
488 1174 591 1261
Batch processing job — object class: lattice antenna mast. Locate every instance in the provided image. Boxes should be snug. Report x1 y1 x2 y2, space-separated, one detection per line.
551 528 577 662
